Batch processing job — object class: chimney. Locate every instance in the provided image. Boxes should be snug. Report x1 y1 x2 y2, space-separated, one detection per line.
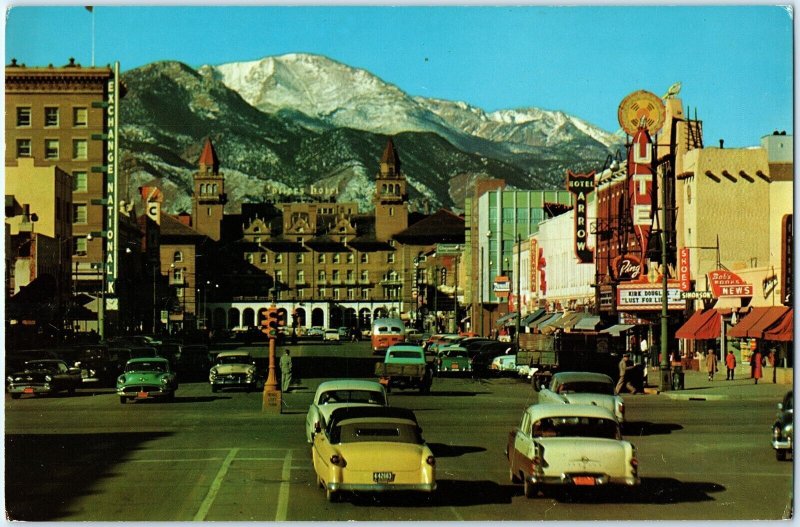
719 139 724 149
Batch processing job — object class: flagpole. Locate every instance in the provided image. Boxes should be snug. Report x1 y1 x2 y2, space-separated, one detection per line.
91 9 95 66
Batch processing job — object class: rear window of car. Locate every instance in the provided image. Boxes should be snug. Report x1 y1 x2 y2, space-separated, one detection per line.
558 381 614 395
388 351 421 359
333 422 422 444
319 390 386 405
533 417 620 440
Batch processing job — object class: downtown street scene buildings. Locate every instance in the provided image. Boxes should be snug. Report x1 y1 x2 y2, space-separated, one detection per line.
4 59 794 384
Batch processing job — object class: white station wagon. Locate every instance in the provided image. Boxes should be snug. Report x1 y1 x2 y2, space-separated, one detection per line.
537 371 625 423
305 379 388 443
506 403 639 497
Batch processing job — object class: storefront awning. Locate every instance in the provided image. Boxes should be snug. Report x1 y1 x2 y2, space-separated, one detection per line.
600 324 636 336
763 308 794 341
728 307 777 339
537 313 564 334
745 306 790 339
675 309 718 340
521 308 546 326
573 315 601 331
551 311 580 330
495 312 518 326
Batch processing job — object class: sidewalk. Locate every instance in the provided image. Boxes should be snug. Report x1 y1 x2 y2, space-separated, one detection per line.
644 368 793 401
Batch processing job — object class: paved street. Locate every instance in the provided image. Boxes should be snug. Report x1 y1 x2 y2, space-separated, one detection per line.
4 342 792 521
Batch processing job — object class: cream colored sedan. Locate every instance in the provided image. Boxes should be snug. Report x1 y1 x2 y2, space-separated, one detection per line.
305 379 388 443
311 406 436 502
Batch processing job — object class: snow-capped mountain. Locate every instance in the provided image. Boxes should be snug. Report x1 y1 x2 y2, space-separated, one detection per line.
119 54 621 215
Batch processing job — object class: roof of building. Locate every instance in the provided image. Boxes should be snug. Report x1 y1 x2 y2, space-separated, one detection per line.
393 209 465 245
198 138 219 170
380 138 401 168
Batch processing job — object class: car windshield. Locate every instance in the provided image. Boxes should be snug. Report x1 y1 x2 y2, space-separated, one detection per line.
444 350 468 358
533 416 620 440
319 389 386 405
217 355 251 365
25 361 62 373
557 381 614 395
126 361 166 373
77 349 105 360
331 422 422 444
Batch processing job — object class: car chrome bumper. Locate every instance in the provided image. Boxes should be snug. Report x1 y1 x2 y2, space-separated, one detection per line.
7 385 54 394
117 387 172 397
773 438 792 450
328 482 436 493
210 378 256 386
528 474 640 486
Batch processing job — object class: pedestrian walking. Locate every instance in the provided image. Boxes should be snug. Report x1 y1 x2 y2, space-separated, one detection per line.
750 350 763 384
706 349 718 381
725 350 737 380
280 349 293 392
615 353 636 395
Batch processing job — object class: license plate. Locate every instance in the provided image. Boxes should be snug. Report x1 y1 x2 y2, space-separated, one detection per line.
137 391 149 399
373 472 395 483
572 476 596 486
23 387 34 394
451 364 459 370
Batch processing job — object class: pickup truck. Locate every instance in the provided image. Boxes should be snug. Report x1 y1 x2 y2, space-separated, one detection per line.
374 344 433 393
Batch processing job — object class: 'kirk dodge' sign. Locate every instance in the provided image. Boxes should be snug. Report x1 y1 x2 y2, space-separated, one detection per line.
567 170 594 264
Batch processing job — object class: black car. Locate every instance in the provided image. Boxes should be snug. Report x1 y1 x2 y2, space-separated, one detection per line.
772 390 793 461
7 359 82 399
67 345 118 386
471 342 517 377
162 344 211 379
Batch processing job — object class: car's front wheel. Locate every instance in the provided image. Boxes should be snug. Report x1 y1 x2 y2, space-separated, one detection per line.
777 448 788 461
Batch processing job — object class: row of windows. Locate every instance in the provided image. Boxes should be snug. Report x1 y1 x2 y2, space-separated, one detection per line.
198 183 219 195
243 252 388 265
16 138 88 160
16 106 88 128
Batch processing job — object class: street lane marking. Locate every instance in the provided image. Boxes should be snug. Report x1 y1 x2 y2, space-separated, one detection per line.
193 447 239 521
275 450 293 522
449 506 464 521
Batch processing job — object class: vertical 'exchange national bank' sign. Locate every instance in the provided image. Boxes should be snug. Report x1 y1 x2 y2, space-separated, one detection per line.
567 171 595 264
105 62 120 295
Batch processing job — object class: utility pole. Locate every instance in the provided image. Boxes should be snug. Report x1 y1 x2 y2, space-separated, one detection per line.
515 234 521 351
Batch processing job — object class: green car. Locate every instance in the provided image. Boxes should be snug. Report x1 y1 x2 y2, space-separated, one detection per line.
116 357 178 404
435 345 472 375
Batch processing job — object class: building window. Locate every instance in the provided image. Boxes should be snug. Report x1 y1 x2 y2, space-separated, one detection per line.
346 269 354 283
275 270 283 284
333 289 340 300
360 253 368 264
333 253 340 264
44 139 59 159
389 207 395 217
318 287 327 298
72 139 88 160
275 253 283 264
72 171 88 192
260 253 268 264
16 107 31 127
389 270 399 282
361 270 369 282
246 253 254 264
347 288 355 300
16 139 31 157
72 204 87 224
73 107 88 127
44 107 59 127
361 288 370 300
297 289 305 300
253 236 261 244
318 270 326 282
296 253 304 264
173 251 183 263
73 236 88 256
318 253 326 264
346 252 355 264
387 253 395 264
296 270 305 284
176 287 184 299
172 268 184 284
332 270 340 283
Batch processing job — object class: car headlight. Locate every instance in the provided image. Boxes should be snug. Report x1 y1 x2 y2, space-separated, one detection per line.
6 376 13 383
209 369 217 380
160 376 169 385
118 375 126 384
45 375 53 382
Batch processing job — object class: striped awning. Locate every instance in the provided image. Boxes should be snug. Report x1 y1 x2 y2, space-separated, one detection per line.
600 324 636 336
573 315 601 331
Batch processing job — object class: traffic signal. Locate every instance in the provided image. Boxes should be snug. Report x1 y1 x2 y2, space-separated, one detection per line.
261 307 280 338
441 268 447 284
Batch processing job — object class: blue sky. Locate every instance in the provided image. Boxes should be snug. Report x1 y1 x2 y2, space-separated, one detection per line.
4 5 794 147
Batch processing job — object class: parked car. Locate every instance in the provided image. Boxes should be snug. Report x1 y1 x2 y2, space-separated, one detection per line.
209 351 259 392
490 354 517 375
161 343 211 378
471 342 516 376
311 406 436 502
307 326 325 338
324 329 341 343
537 371 625 423
68 344 117 386
773 390 793 461
506 403 639 497
7 359 82 399
116 357 178 404
305 379 389 443
434 345 472 375
404 328 424 345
